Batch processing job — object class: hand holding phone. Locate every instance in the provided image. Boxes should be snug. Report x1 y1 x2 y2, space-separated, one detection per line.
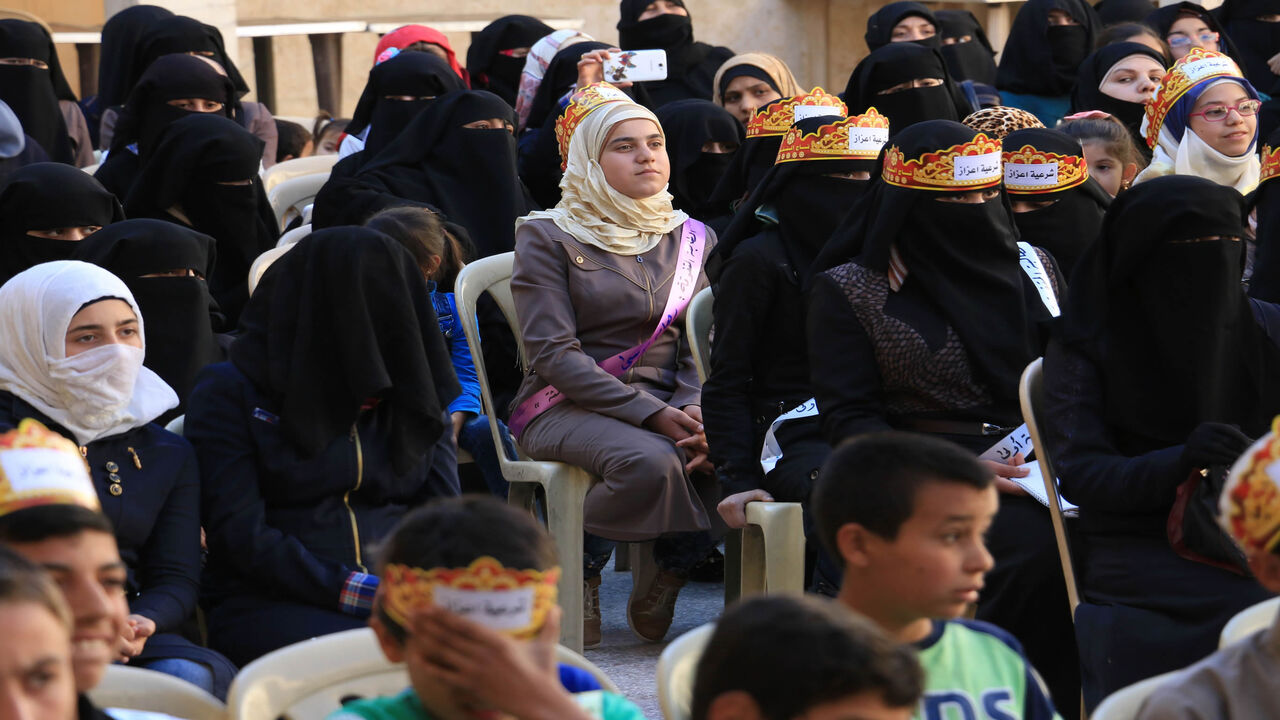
603 49 668 83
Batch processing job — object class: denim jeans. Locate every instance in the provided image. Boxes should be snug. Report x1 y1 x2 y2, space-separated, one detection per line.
135 657 216 696
583 531 717 579
457 414 518 498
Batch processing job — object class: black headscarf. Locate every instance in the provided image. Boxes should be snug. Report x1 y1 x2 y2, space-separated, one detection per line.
1249 128 1280 303
230 228 459 474
705 97 796 216
1070 42 1168 157
72 219 224 409
96 5 175 110
996 0 1100 96
0 162 123 285
1002 128 1111 278
124 113 278 326
350 90 534 258
1061 175 1280 445
95 53 241 200
617 0 734 107
655 99 744 222
465 15 554 107
1146 3 1241 64
0 20 74 163
1217 0 1280 92
815 120 1050 403
523 41 613 134
865 2 940 51
347 52 466 160
134 16 250 98
1095 0 1156 25
708 115 876 285
842 44 971 135
936 10 998 85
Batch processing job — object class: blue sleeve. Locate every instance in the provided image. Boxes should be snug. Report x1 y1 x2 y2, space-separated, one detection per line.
1249 298 1280 347
557 664 602 693
444 293 482 416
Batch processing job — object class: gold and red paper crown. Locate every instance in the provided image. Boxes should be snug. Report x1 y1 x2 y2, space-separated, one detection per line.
554 81 632 170
1145 48 1244 149
882 133 1003 191
380 556 560 639
745 88 848 139
1260 143 1280 187
1001 145 1090 194
1222 417 1280 553
0 419 98 518
775 109 890 164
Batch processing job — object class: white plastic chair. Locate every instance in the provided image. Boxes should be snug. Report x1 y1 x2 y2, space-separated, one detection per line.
1019 357 1082 618
227 627 618 720
685 287 713 383
164 415 184 437
1220 596 1280 648
89 665 226 720
1091 670 1181 720
454 253 598 652
276 223 312 248
82 162 101 174
267 173 328 229
261 154 338 192
656 623 714 720
247 245 295 297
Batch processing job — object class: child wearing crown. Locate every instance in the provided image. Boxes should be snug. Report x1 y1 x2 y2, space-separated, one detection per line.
330 497 645 720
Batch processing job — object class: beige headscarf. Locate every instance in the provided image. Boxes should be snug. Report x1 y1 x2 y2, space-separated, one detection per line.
712 53 803 107
516 99 687 256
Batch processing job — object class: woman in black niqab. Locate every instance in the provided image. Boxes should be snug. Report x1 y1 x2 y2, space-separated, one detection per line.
90 5 175 144
654 99 744 230
865 2 940 51
0 19 75 164
72 219 224 415
996 0 1100 122
616 0 734 107
1248 129 1280 303
842 43 972 135
936 9 998 85
345 51 466 162
1070 42 1168 157
465 15 554 107
135 15 249 97
124 113 278 326
1217 0 1280 93
94 53 240 200
0 162 124 285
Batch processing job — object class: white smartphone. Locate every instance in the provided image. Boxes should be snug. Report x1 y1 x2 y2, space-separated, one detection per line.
603 49 668 83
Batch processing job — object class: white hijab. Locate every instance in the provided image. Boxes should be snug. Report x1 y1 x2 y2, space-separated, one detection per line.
0 261 178 445
1136 79 1261 194
517 99 688 256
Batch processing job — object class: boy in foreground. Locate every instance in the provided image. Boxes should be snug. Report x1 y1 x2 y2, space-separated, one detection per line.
813 432 1061 720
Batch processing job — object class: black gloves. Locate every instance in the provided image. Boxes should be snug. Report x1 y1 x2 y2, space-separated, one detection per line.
1181 422 1253 469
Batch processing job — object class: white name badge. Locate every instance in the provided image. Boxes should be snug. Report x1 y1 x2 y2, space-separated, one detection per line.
953 152 1002 183
849 127 889 154
760 398 819 474
0 448 94 500
793 105 844 122
1017 242 1061 317
1183 56 1236 82
432 586 535 632
594 85 630 102
1004 162 1059 189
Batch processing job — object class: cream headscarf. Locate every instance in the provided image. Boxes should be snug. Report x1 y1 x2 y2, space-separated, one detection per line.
516 99 688 256
0 261 178 445
712 53 804 107
1136 78 1261 194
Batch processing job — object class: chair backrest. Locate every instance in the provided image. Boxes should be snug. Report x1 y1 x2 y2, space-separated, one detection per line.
1091 670 1180 720
1220 596 1280 648
267 173 329 229
455 253 527 463
81 162 101 175
686 286 713 384
656 623 715 720
277 222 313 248
261 154 339 192
247 245 295 296
89 664 226 720
164 414 184 437
227 627 619 720
1018 357 1081 617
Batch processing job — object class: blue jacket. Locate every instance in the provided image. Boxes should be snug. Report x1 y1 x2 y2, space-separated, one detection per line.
186 362 458 614
430 285 482 417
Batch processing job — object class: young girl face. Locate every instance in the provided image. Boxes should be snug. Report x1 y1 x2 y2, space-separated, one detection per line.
1188 81 1257 158
1167 15 1218 60
63 299 142 358
599 118 671 199
0 602 77 720
1081 140 1136 197
1099 55 1165 104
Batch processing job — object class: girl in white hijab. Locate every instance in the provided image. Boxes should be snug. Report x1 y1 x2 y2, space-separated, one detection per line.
510 55 717 650
1137 49 1262 193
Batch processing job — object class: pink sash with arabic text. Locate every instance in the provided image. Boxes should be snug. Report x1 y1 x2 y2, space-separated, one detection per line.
509 220 707 439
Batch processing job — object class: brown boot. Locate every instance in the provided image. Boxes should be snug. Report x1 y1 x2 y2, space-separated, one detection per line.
627 569 686 643
583 576 602 649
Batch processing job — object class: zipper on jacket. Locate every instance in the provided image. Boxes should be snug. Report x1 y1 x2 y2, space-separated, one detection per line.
344 424 366 572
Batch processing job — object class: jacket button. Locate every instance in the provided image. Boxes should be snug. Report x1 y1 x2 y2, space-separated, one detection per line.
105 461 118 473
810 469 819 481
575 256 584 264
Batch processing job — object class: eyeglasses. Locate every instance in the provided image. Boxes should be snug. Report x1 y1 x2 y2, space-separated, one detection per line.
1190 99 1262 121
1167 31 1219 47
